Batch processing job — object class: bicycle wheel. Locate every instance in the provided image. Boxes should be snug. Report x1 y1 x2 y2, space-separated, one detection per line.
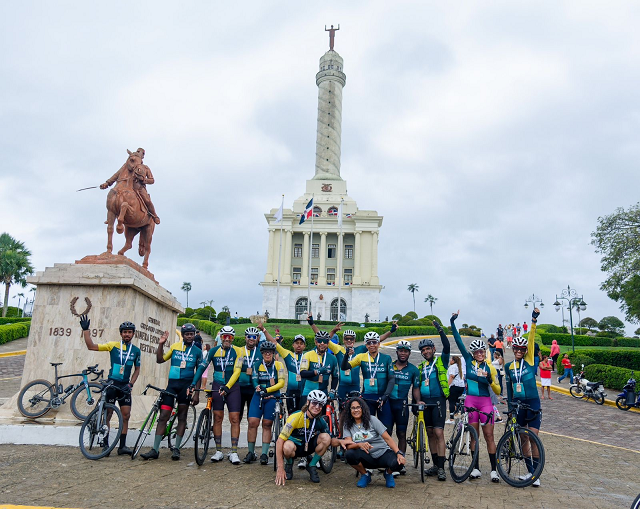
70 382 102 421
17 379 54 418
418 420 426 483
194 408 211 466
167 404 197 450
496 427 545 487
79 403 122 460
272 410 283 472
448 423 479 483
132 406 159 460
569 385 584 399
408 420 419 468
319 414 337 473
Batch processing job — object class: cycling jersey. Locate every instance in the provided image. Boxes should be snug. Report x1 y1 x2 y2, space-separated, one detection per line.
391 361 420 400
98 341 141 383
452 321 500 397
279 410 329 446
238 346 263 387
300 349 339 396
251 360 286 394
417 357 450 399
505 321 540 401
163 341 203 380
275 343 305 392
193 345 242 387
345 351 395 396
328 340 365 386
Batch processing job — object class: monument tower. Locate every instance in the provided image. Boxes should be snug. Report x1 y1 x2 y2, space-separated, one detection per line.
260 27 383 322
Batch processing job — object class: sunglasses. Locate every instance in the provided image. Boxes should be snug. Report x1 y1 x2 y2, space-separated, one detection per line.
309 401 323 407
316 339 329 344
246 335 258 340
365 340 379 345
513 347 528 352
221 334 234 340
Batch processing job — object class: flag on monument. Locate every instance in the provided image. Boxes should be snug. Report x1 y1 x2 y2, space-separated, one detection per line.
299 198 313 224
274 202 283 223
337 201 343 229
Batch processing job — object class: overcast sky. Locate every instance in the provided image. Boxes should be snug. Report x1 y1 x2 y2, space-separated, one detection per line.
1 1 639 334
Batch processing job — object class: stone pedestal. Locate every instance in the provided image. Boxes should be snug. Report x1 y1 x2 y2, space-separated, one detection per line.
0 262 184 425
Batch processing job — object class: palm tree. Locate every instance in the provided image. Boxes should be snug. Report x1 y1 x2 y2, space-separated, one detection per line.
407 283 419 313
14 292 25 317
0 233 35 317
424 294 438 314
200 299 215 320
181 282 192 308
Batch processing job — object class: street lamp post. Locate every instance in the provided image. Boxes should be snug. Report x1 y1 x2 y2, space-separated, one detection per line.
553 286 587 353
523 293 544 311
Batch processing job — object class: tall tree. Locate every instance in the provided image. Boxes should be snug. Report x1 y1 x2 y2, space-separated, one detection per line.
598 316 625 336
407 283 419 313
0 233 34 318
579 317 598 331
424 294 438 314
592 203 640 323
181 282 192 308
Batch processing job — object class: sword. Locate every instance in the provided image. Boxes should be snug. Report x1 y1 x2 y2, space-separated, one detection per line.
76 186 99 192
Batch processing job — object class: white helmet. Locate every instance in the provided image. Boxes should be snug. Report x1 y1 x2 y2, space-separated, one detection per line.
469 339 486 352
512 337 528 347
396 340 412 351
219 326 235 337
343 329 356 338
244 326 260 336
307 389 328 405
364 331 380 343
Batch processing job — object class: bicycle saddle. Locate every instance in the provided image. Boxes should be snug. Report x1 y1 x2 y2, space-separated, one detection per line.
50 362 63 366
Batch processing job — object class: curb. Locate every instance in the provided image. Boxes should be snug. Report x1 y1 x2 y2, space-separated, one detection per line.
537 381 640 413
0 350 27 358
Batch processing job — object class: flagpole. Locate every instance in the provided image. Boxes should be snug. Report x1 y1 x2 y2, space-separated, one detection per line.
307 195 314 316
336 198 344 321
275 194 284 319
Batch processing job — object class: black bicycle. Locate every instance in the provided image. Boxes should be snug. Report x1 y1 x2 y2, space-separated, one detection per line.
18 363 103 420
496 400 545 487
445 395 482 483
266 394 295 471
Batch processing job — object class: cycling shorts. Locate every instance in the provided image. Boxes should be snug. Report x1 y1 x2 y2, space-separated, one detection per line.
389 398 409 432
211 381 241 413
248 392 277 421
286 389 302 415
465 395 494 425
362 393 393 430
293 434 321 459
421 396 446 429
105 380 131 407
239 384 255 419
515 397 542 429
160 379 191 408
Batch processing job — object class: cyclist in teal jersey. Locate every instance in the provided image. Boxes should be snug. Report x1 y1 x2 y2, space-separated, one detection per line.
341 331 395 429
413 320 451 480
452 311 501 482
299 331 339 399
141 323 202 460
389 340 419 470
80 315 141 456
259 325 307 415
505 308 542 486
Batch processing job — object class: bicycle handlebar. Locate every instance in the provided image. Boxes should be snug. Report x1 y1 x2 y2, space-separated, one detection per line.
142 384 177 399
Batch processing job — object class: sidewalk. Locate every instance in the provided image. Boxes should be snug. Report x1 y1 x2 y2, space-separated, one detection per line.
542 376 640 413
0 336 28 356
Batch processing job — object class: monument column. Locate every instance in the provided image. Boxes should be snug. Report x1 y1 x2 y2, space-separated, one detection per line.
282 230 292 283
353 231 362 285
371 231 379 285
301 232 310 285
319 232 327 285
265 229 275 281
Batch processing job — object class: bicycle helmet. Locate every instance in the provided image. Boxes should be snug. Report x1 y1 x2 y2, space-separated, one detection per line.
245 326 260 337
469 339 487 352
181 323 196 335
512 337 528 348
307 389 328 405
419 338 435 349
293 334 306 343
259 342 276 352
364 331 380 343
396 340 412 351
219 325 235 337
343 329 356 339
315 331 331 343
119 321 136 333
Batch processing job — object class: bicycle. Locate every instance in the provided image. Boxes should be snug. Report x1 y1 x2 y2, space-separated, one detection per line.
405 401 441 483
18 363 103 420
265 393 295 471
319 394 340 474
446 395 480 483
496 400 545 487
79 379 127 460
193 388 215 466
131 384 196 459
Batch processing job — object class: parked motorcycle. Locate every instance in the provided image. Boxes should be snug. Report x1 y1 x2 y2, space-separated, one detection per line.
615 371 639 411
569 364 606 405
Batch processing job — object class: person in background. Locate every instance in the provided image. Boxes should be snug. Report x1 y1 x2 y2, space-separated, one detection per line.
539 355 553 399
557 354 574 384
487 334 497 360
200 343 211 396
523 322 528 335
494 337 504 357
550 340 561 372
193 330 203 350
492 351 505 401
446 355 465 424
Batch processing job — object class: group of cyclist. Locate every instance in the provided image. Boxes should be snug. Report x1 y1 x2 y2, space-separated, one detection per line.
79 305 543 488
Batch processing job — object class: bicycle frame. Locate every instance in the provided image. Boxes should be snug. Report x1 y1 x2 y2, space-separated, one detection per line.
51 364 103 405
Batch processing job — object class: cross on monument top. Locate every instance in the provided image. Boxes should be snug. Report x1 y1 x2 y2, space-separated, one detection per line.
325 24 340 51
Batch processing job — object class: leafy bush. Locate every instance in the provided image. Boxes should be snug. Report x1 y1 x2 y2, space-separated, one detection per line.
557 354 596 375
564 349 640 371
217 311 230 323
392 314 402 321
616 338 640 348
459 327 481 337
406 311 418 320
583 364 635 391
176 318 218 337
536 324 565 334
0 317 31 325
0 322 30 344
422 315 442 326
539 333 615 347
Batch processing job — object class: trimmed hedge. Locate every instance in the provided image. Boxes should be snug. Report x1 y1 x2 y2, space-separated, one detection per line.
176 318 218 337
266 319 362 326
556 355 596 376
0 317 31 325
0 322 30 344
540 333 615 347
566 349 640 371
583 364 635 391
616 338 640 348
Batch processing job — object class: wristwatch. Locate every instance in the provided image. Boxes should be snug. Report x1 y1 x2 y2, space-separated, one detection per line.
396 450 405 457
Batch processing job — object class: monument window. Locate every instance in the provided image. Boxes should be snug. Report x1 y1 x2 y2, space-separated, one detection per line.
293 244 302 258
330 298 347 321
312 244 319 258
344 268 353 283
328 206 338 216
345 245 353 259
295 297 309 318
310 268 318 283
327 244 336 258
313 206 322 217
292 267 301 280
326 268 336 283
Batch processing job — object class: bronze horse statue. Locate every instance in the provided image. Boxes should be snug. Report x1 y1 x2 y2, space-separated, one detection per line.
102 151 155 269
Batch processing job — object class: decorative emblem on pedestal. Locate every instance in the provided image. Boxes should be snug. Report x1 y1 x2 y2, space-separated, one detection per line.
321 184 332 192
70 297 92 317
319 294 324 300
